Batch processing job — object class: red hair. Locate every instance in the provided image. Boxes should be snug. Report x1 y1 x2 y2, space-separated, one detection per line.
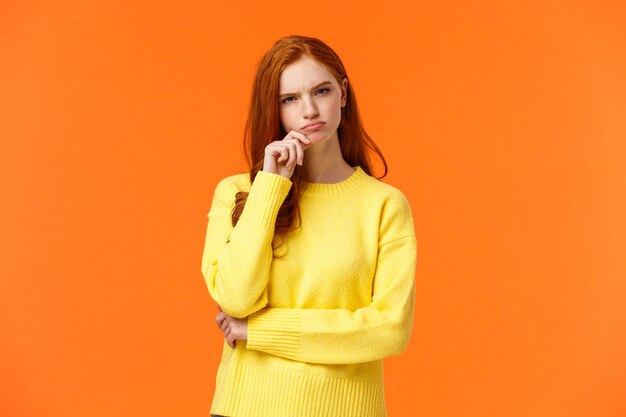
231 35 388 254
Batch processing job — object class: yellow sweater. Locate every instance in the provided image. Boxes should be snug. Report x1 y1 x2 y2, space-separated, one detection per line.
201 165 417 417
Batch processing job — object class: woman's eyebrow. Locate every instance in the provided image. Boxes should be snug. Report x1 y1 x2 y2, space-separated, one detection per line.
279 81 332 97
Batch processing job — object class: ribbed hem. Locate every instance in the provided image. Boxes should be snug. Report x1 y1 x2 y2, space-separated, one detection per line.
302 166 369 196
210 360 387 417
238 170 293 229
246 308 301 360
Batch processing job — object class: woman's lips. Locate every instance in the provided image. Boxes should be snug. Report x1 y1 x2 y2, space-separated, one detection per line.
302 122 325 131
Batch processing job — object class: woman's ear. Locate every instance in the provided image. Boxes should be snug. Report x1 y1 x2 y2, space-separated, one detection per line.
341 77 348 107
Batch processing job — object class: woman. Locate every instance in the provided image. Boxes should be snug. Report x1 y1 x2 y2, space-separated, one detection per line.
201 34 417 417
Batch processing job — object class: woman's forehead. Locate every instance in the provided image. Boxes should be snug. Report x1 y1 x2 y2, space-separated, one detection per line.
280 58 334 90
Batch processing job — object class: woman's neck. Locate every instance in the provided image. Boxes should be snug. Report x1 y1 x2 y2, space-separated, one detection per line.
302 134 353 183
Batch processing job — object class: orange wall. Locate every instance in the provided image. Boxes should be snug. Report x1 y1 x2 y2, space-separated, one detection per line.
1 1 625 416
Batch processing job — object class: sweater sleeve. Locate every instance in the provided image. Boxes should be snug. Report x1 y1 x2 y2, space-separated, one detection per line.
200 171 292 318
246 191 418 365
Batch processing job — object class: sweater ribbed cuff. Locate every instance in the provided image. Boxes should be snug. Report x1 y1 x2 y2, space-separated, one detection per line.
246 308 301 360
238 171 292 229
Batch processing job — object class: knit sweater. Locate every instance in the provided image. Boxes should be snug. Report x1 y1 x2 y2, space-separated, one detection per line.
201 165 417 417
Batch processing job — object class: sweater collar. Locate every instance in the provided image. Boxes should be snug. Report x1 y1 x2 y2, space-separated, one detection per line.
301 166 369 196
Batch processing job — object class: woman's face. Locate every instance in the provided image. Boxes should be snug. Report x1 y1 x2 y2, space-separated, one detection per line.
278 55 347 145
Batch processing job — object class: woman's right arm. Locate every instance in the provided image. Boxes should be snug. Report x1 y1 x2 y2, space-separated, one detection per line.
202 130 309 318
200 171 292 318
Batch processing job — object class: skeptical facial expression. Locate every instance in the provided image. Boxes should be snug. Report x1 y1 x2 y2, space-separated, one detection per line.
278 55 347 144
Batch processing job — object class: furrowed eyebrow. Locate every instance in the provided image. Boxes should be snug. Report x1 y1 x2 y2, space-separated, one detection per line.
279 81 332 98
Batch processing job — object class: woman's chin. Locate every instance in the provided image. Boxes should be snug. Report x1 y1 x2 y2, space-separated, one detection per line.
304 130 329 142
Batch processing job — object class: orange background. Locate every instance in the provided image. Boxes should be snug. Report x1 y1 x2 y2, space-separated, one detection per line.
1 1 625 416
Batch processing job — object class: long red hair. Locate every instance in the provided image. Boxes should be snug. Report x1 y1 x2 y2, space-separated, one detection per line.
231 35 388 253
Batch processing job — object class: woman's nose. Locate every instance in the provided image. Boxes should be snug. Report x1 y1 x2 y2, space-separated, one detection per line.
302 96 319 117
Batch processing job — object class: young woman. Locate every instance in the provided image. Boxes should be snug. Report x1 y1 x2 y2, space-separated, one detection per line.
201 34 418 417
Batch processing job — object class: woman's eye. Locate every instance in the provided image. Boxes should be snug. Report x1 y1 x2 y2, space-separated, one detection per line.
280 88 331 104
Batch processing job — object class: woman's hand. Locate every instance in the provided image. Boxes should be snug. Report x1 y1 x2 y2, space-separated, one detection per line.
215 304 248 349
263 130 312 179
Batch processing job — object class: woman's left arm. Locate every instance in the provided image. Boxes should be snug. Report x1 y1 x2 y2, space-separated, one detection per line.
244 233 417 364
